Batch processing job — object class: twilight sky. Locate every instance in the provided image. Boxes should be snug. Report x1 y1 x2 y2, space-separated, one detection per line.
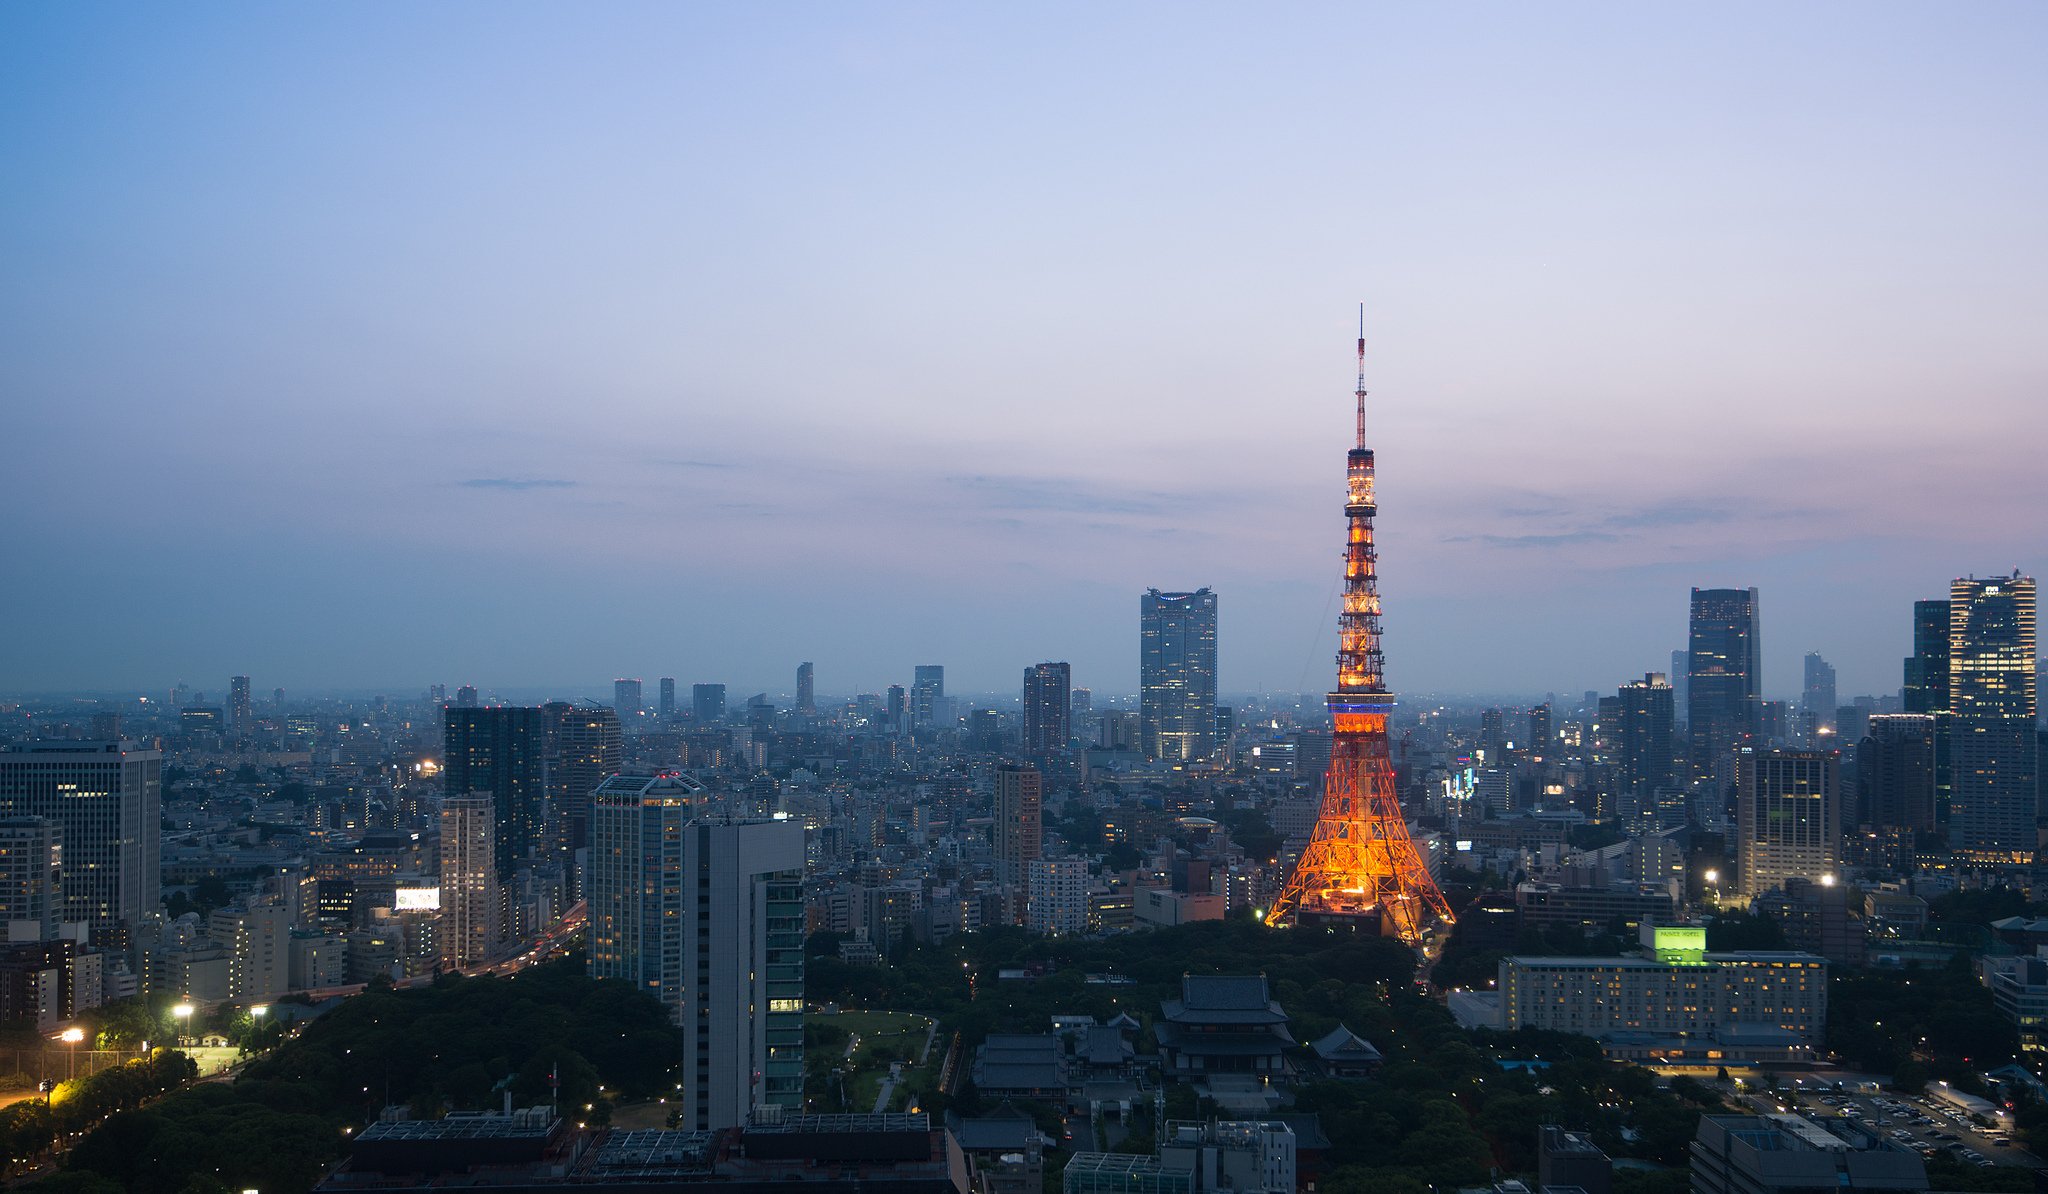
3 3 2044 703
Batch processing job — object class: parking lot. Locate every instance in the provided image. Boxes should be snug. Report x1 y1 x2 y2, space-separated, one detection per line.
1739 1085 2041 1171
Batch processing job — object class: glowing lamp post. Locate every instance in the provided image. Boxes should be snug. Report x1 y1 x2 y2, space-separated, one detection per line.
172 1002 195 1048
59 1027 83 1081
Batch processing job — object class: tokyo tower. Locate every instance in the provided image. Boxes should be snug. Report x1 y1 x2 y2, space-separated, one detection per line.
1265 312 1456 944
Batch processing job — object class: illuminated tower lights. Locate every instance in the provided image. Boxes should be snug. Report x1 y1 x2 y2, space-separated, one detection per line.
1266 312 1455 944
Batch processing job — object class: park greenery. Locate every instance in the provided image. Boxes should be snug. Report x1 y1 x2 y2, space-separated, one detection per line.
32 957 680 1194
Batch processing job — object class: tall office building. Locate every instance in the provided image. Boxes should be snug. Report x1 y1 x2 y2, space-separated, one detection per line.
1948 573 2038 861
692 683 727 725
1527 703 1553 756
443 707 546 881
613 679 643 719
1617 673 1676 808
587 785 805 1131
0 817 61 942
1860 714 1936 833
884 685 907 732
1801 653 1836 738
439 794 498 967
1022 663 1072 755
1140 588 1218 763
586 773 705 1008
0 741 160 945
993 763 1044 887
1669 649 1689 723
795 662 815 716
658 678 677 718
1688 587 1761 778
1071 688 1092 721
1903 599 1952 819
911 665 945 729
1735 749 1840 898
1480 708 1506 759
228 675 253 737
454 685 478 708
541 702 622 867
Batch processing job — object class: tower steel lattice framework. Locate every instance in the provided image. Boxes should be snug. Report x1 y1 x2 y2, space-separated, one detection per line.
1266 316 1457 944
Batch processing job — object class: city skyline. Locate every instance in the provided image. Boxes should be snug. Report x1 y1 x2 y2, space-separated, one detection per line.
4 4 2045 699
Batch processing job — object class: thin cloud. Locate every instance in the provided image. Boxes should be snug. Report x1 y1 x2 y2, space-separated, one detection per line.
459 478 577 491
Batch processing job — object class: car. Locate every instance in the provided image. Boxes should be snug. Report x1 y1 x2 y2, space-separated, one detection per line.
1992 1137 2013 1147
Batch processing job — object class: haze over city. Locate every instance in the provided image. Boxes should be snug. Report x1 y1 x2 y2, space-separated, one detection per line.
5 3 2044 699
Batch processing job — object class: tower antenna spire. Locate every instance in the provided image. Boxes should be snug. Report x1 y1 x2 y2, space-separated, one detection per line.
1354 302 1368 449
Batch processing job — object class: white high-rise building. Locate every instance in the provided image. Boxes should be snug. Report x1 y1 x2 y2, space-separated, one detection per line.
587 774 804 1132
439 793 498 967
1027 858 1088 936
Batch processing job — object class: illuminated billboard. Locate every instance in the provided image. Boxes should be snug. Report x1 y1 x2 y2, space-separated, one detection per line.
393 886 440 911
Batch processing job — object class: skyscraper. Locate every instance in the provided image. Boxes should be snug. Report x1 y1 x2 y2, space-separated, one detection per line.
1527 702 1553 756
541 701 622 878
993 762 1044 889
613 678 643 719
692 683 726 724
228 675 252 738
1140 588 1218 763
911 665 945 729
587 784 805 1132
1860 714 1936 834
1022 663 1072 755
1902 598 1953 822
795 662 815 716
1266 316 1453 943
1070 687 1092 722
1801 652 1837 738
454 685 478 708
0 741 160 945
658 678 677 718
443 707 546 881
884 684 906 732
587 773 704 1009
1948 573 2038 861
1617 673 1676 811
439 793 498 966
1735 749 1840 897
1688 587 1761 778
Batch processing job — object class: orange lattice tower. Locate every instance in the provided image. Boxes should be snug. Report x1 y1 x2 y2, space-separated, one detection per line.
1266 312 1456 944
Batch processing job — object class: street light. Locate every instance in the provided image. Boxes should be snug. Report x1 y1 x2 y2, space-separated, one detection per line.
59 1027 83 1082
173 1002 194 1048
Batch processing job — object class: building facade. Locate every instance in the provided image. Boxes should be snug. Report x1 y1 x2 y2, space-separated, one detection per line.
439 793 498 967
443 707 546 881
1499 935 1828 1063
994 763 1043 891
1735 749 1840 898
1141 588 1218 764
1688 587 1761 779
0 741 160 945
1948 573 2037 862
1023 663 1072 756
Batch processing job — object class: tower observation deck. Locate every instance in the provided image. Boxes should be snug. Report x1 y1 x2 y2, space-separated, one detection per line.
1265 314 1456 945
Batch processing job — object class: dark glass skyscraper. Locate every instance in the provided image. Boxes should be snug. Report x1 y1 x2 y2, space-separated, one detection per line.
1860 713 1936 833
1903 598 1952 818
444 706 546 881
1617 672 1676 811
1801 652 1836 738
691 683 726 724
796 662 815 715
542 700 622 871
1687 587 1761 778
1022 662 1072 755
1948 573 2037 861
1140 588 1218 763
